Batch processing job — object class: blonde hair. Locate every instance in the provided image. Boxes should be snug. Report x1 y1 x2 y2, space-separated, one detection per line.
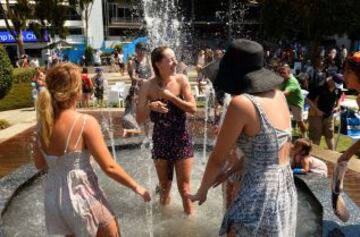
36 63 81 147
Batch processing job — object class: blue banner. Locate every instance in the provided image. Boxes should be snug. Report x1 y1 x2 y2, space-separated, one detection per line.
0 31 49 43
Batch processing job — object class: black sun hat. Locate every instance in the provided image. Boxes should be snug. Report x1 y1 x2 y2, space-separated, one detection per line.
213 39 283 95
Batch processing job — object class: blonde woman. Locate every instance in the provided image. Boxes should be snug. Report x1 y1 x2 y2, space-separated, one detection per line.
33 63 151 237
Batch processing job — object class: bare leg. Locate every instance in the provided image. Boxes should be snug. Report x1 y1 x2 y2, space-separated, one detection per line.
175 158 193 215
227 227 237 237
154 160 172 205
325 137 334 150
297 121 307 137
96 218 120 237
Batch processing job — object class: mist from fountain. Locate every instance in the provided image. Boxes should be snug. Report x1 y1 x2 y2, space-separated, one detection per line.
141 0 184 51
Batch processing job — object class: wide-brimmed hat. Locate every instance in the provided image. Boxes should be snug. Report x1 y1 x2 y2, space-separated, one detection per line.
213 39 284 95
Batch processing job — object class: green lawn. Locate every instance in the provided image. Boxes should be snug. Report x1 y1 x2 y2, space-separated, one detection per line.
0 83 33 111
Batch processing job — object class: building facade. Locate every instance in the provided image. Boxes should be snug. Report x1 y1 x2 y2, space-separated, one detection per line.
0 0 261 62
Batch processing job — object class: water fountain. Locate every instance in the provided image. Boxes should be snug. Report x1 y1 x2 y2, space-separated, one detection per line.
141 0 185 51
1 1 360 237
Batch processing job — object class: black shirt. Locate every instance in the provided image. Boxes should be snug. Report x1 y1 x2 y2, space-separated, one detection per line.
308 84 341 118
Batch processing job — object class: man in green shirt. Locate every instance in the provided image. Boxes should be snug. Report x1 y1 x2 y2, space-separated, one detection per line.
279 64 306 137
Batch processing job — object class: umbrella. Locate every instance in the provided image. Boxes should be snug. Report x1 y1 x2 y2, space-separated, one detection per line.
202 60 220 84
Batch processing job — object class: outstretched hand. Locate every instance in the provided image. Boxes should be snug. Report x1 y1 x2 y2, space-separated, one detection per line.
187 190 207 206
135 186 151 202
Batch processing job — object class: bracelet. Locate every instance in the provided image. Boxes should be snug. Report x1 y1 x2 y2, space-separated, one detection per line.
293 168 303 174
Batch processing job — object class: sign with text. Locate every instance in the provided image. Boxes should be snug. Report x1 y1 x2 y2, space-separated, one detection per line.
0 31 49 43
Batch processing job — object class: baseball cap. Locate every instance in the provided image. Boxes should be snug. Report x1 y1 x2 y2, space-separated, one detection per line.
328 73 344 90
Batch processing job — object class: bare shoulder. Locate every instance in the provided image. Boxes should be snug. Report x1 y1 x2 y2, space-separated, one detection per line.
82 114 100 132
175 74 190 85
230 95 253 110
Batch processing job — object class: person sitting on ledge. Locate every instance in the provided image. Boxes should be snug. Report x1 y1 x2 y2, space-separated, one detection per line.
291 138 328 177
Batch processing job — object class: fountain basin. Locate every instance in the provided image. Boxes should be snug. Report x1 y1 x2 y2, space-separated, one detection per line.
0 137 359 237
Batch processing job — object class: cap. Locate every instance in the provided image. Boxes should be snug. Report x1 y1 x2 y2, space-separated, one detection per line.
328 73 344 90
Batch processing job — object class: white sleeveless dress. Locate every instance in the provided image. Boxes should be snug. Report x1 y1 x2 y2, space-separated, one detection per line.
38 115 115 237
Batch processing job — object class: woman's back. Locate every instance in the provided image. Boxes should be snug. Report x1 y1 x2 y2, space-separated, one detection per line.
43 111 86 156
240 90 292 166
220 90 297 236
40 112 116 237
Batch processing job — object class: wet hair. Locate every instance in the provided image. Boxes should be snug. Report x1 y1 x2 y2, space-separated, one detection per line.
36 63 81 146
294 138 312 156
151 46 169 78
344 52 360 82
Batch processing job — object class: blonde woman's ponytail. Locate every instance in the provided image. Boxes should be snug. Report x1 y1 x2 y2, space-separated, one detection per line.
35 88 54 147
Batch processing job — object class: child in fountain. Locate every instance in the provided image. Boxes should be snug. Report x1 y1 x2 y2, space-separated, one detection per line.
291 138 328 177
33 63 150 237
121 84 141 137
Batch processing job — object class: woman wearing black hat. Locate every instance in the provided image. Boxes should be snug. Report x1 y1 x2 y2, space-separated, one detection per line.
189 39 297 237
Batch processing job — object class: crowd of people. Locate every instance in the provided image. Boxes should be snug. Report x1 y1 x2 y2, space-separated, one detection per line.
30 38 360 237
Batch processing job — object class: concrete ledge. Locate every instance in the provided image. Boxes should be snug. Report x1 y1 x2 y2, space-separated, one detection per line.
311 145 360 173
295 173 360 237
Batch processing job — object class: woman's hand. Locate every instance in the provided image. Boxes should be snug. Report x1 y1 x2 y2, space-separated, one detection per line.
158 88 174 100
148 101 169 113
134 185 151 202
212 168 233 188
187 189 208 205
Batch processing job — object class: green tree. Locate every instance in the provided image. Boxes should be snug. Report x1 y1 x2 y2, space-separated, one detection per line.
0 0 95 56
0 44 14 99
258 0 360 57
0 0 32 55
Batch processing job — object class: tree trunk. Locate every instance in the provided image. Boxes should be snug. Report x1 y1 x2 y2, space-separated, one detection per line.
16 30 25 56
85 8 89 45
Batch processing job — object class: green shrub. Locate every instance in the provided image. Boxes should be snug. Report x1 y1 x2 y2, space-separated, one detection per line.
12 68 36 84
84 45 94 65
0 82 33 111
0 44 14 99
0 119 10 130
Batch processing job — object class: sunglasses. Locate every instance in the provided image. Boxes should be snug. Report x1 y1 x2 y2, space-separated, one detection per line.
349 51 360 63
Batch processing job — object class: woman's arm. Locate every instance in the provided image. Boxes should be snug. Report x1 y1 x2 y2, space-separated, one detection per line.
84 116 150 202
338 140 360 163
33 140 47 170
301 157 311 173
136 80 151 124
160 75 197 114
189 96 248 205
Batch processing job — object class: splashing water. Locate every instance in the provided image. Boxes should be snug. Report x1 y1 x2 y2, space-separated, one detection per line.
141 0 186 52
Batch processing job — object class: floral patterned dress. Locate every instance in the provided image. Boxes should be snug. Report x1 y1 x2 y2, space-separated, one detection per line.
150 100 193 180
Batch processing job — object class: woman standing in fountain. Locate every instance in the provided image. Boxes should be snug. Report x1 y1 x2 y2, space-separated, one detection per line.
189 39 297 237
136 46 197 215
33 63 151 237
